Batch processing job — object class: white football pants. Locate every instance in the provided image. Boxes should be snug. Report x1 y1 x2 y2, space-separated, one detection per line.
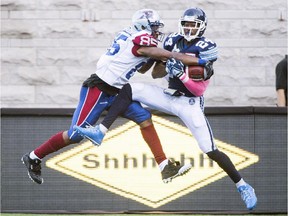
130 82 217 153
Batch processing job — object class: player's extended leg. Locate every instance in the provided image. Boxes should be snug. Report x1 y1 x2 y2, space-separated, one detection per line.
73 83 133 145
207 149 257 210
21 86 108 184
123 102 191 183
102 83 133 129
74 83 192 183
124 83 257 208
73 84 161 158
176 96 257 210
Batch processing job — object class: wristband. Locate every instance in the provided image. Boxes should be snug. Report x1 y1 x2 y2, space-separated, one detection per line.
198 59 207 66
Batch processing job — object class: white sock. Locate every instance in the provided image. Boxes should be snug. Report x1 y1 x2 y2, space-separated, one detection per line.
158 159 169 171
29 151 41 160
99 124 108 134
236 178 246 188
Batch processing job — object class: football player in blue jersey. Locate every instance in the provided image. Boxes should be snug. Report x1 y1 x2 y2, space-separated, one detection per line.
74 7 257 210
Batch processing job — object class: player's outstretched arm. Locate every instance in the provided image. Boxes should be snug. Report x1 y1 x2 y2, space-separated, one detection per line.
137 46 206 66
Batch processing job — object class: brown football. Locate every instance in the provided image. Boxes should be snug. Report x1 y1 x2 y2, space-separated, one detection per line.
185 65 205 81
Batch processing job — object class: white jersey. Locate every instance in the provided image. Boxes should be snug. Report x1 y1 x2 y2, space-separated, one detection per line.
95 27 158 89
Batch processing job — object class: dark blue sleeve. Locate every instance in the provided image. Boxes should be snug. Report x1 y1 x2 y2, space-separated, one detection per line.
197 37 218 62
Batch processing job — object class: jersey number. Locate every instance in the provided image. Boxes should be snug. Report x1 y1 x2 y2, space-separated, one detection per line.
138 35 158 46
196 39 214 49
125 62 145 80
106 34 128 56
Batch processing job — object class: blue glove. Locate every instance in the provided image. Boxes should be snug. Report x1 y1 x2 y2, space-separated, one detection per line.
165 58 184 78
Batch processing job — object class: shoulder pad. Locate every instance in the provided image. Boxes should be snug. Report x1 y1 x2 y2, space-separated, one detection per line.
163 32 183 51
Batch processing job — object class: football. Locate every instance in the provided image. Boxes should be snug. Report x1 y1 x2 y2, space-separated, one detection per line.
185 65 205 81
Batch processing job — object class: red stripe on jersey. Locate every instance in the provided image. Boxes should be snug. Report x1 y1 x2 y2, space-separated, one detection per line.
77 87 102 125
132 44 141 56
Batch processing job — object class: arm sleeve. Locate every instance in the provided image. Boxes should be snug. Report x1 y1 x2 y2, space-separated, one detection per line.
178 73 209 96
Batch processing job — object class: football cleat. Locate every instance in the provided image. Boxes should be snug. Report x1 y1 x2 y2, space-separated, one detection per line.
161 160 192 183
238 183 257 210
21 153 43 184
73 125 104 146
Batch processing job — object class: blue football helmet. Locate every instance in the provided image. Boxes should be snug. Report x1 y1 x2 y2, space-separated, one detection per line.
179 8 207 41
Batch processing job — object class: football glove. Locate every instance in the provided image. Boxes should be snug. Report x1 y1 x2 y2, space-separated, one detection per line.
165 58 185 78
203 61 214 80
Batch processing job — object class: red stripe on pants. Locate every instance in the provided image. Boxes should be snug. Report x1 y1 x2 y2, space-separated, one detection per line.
77 87 102 125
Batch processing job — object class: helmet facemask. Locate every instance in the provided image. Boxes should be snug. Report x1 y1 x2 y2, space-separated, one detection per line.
149 21 165 42
180 20 205 41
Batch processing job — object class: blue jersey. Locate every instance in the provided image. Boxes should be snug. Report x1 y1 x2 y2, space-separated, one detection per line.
163 33 218 97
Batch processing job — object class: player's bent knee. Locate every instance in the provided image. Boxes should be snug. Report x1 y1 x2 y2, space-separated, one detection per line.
197 138 214 153
125 102 152 124
206 149 222 160
139 119 153 128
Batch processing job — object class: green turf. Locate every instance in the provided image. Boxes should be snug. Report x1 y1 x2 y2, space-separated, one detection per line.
0 214 256 216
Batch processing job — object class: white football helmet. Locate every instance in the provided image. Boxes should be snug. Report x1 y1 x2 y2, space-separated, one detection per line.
132 9 164 41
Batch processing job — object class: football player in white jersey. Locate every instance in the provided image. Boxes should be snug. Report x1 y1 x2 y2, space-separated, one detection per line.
22 9 209 185
74 8 257 210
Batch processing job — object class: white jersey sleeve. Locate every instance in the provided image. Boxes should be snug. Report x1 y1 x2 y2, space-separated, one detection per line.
95 27 158 89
